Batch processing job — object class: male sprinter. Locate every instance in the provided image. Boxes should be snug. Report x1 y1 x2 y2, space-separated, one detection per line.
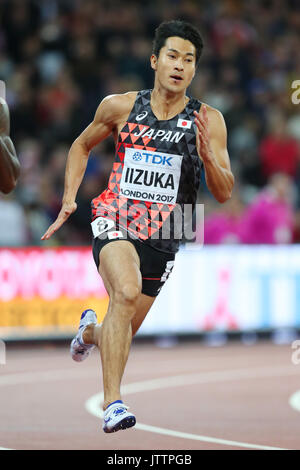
0 94 20 194
41 20 234 433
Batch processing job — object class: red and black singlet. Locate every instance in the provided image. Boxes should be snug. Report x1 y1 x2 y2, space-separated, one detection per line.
91 89 202 253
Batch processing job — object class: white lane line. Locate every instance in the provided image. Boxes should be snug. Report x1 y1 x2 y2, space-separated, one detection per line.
85 366 297 450
85 393 285 450
0 364 295 450
289 390 300 412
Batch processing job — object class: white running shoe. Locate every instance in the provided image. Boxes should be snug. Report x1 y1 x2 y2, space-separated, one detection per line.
103 400 136 433
70 309 97 362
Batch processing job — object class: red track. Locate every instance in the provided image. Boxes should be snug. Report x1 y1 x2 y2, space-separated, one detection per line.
0 341 299 450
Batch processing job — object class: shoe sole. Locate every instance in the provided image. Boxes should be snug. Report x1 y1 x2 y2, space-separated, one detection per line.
103 416 136 433
70 337 94 362
70 310 97 362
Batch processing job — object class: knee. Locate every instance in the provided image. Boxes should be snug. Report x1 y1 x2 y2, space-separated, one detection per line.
122 283 140 303
115 282 141 307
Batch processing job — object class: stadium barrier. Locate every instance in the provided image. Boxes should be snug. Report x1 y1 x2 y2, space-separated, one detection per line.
0 245 299 340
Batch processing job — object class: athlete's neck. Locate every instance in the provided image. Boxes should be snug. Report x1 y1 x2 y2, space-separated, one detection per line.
150 84 188 121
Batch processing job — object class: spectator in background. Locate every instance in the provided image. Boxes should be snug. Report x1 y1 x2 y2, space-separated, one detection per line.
292 210 300 243
240 172 296 244
0 0 299 246
202 173 296 245
0 193 28 245
259 112 300 180
202 186 245 244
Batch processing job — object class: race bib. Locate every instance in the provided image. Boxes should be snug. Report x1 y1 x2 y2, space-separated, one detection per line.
120 147 183 204
91 217 114 238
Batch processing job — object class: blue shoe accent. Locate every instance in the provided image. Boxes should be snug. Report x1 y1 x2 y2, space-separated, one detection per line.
106 400 123 409
80 309 92 320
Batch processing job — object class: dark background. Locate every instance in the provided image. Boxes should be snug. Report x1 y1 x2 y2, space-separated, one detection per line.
0 0 299 247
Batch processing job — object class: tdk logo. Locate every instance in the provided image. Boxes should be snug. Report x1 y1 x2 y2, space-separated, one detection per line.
132 152 143 161
132 151 173 166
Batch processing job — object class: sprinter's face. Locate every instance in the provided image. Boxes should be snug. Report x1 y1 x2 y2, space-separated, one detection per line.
151 36 196 92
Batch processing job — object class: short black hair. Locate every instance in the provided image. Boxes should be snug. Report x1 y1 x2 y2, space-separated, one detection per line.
152 20 204 65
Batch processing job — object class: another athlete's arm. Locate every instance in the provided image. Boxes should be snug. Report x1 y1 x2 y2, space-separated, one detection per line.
194 105 234 203
0 98 20 194
41 93 131 240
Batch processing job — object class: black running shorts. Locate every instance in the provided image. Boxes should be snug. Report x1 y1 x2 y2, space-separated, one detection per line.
92 231 175 297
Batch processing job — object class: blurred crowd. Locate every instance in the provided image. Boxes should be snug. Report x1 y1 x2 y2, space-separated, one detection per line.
0 0 299 247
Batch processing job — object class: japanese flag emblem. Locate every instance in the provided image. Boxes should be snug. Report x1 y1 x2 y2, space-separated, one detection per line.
177 118 192 129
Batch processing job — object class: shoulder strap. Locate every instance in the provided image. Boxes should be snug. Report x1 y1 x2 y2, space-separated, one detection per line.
127 90 151 121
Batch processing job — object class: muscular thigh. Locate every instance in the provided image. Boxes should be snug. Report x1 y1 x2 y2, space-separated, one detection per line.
92 237 169 333
98 240 142 299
